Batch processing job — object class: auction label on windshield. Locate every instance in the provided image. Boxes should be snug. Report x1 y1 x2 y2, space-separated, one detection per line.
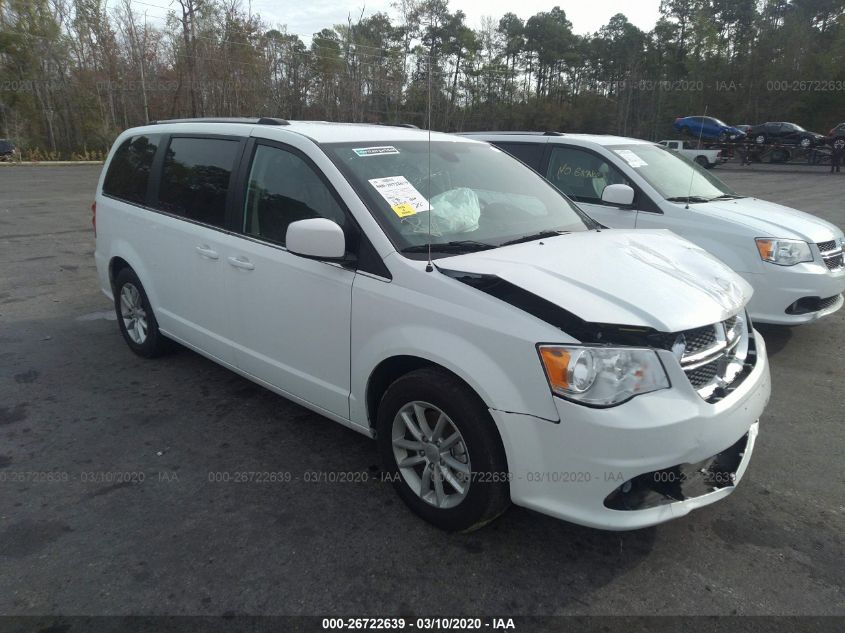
353 145 400 157
614 149 648 167
368 175 431 218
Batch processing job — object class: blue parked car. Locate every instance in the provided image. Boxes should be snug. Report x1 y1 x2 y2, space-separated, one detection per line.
672 116 746 142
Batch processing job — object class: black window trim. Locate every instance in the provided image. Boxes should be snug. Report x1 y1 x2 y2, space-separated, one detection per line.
231 137 392 280
541 142 663 215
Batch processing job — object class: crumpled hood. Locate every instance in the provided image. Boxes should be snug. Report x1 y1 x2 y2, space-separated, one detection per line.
693 197 843 243
438 229 752 333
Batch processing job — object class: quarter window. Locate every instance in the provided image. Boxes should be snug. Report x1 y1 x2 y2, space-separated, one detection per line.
103 134 160 204
493 142 544 170
157 137 240 228
243 144 346 245
546 146 630 204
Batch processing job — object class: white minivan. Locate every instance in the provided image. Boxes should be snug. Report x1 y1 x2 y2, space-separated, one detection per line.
94 118 771 531
465 132 845 325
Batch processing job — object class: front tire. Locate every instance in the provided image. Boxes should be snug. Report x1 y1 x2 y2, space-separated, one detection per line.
113 268 170 358
377 368 510 532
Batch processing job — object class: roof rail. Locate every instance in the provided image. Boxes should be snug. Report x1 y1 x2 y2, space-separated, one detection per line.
150 117 290 126
375 122 420 129
458 131 563 136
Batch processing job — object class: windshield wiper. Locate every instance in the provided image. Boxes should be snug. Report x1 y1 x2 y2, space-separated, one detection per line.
708 194 745 201
400 240 495 254
500 230 569 247
666 195 711 204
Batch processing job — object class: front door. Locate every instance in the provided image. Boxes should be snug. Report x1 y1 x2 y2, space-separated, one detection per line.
225 141 355 419
544 145 639 228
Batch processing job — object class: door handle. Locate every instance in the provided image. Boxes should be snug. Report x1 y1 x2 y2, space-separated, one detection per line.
227 256 255 271
195 245 219 260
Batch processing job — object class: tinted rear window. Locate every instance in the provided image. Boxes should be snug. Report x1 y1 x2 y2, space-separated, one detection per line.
492 142 544 170
103 134 160 204
157 137 240 228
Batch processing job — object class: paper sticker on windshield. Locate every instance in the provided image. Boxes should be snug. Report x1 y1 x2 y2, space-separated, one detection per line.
368 176 431 218
353 146 400 157
614 149 648 168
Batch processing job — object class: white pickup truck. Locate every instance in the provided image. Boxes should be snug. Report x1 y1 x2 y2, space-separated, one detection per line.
659 140 724 168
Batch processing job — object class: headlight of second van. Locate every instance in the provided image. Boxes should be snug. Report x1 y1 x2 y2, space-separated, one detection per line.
538 345 669 407
755 238 812 266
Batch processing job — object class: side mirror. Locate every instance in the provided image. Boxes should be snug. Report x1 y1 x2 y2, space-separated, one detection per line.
286 218 346 260
601 184 635 207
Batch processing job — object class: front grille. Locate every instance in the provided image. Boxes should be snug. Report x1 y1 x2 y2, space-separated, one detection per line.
818 240 844 271
686 361 719 387
675 314 753 402
824 253 844 270
682 326 716 354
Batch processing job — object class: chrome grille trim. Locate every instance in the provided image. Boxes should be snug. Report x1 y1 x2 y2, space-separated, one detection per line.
676 314 751 401
818 240 844 271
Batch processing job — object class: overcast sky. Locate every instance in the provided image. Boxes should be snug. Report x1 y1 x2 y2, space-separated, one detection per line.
131 0 662 42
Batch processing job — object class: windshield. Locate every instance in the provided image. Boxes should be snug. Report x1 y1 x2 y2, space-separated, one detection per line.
711 118 729 127
608 144 738 201
323 141 593 255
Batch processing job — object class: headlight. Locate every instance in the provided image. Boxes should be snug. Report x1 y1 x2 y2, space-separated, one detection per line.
755 238 812 266
538 345 670 407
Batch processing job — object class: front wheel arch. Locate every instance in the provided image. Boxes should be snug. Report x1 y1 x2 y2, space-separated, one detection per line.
366 355 493 435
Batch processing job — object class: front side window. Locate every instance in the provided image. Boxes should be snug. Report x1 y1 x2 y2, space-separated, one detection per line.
157 137 240 228
605 144 737 201
322 141 592 255
546 146 630 204
103 134 160 204
242 144 347 245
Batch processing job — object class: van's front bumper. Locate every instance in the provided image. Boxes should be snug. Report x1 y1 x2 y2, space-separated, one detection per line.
744 263 845 325
490 330 771 530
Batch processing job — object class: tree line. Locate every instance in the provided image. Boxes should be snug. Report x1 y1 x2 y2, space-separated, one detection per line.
0 0 843 159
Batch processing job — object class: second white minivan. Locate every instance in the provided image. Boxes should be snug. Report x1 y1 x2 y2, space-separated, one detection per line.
466 132 845 326
95 118 771 532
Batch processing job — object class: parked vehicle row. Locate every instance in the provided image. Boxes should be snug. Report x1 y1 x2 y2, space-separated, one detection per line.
94 118 841 534
673 115 837 149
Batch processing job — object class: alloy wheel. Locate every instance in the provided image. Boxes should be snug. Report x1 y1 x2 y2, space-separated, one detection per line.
120 282 148 344
391 401 471 509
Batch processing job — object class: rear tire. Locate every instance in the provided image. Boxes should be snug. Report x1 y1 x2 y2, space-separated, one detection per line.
695 155 709 168
113 268 170 358
377 368 510 532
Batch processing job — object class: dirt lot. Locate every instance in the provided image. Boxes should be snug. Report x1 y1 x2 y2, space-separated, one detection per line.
0 164 843 619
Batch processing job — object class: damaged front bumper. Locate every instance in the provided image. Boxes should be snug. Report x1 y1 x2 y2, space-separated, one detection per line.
489 330 771 531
